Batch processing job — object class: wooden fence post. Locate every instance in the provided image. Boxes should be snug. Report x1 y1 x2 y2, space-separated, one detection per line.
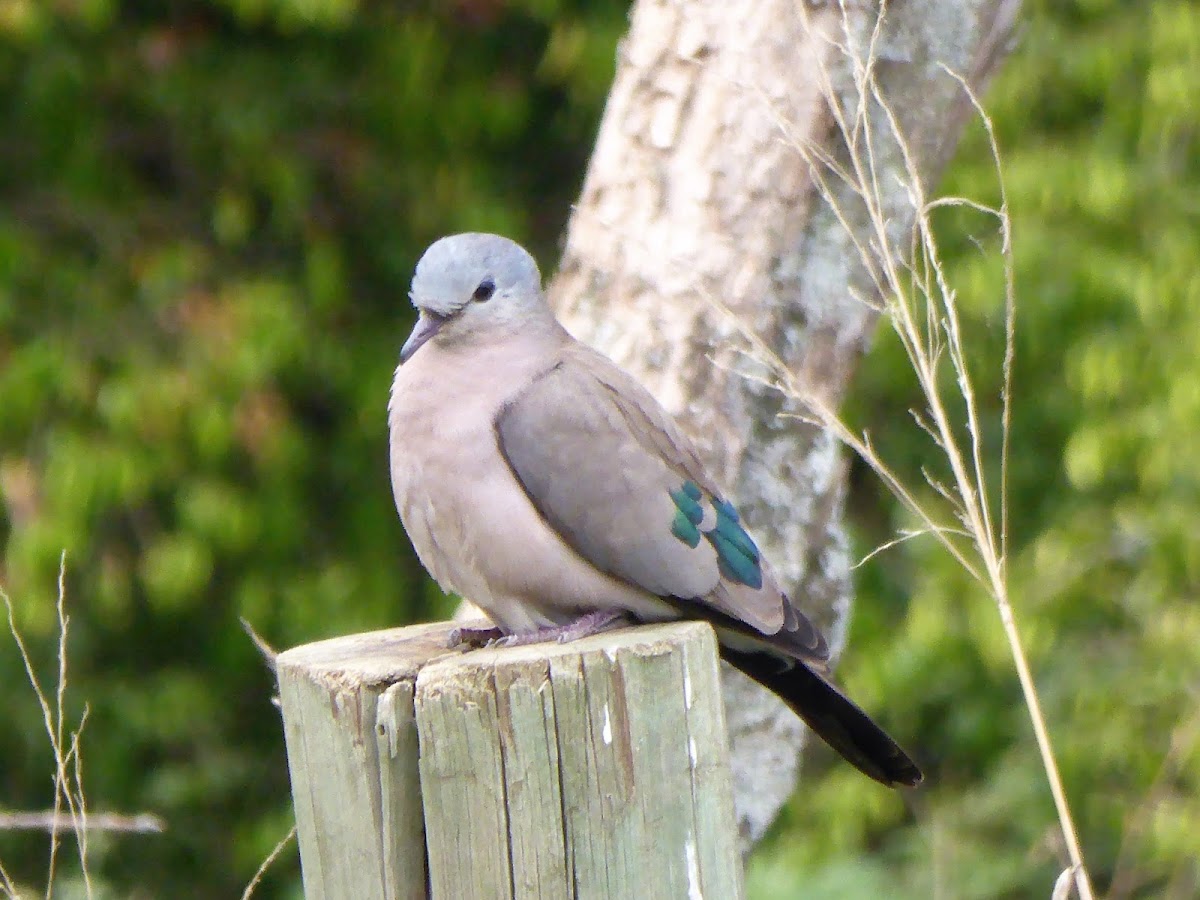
277 620 744 899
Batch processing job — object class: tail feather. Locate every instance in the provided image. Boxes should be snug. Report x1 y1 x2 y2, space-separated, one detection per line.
661 596 923 787
720 645 923 788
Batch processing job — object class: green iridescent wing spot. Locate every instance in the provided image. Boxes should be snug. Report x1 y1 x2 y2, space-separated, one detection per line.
668 482 763 589
713 500 759 561
669 481 704 548
706 499 763 589
670 482 705 524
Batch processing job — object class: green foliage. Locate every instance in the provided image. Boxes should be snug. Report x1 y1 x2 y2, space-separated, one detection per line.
0 1 624 895
1 0 1195 897
750 1 1200 896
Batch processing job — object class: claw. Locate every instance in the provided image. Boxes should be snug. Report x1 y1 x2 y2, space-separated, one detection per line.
449 611 631 651
496 610 631 647
447 624 506 649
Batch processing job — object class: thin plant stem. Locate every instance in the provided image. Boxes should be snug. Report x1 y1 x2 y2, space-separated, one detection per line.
740 3 1095 896
241 825 297 899
2 555 94 899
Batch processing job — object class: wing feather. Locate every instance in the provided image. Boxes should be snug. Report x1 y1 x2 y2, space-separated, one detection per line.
496 345 807 640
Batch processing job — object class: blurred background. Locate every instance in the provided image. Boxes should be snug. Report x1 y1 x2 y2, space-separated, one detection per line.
0 1 1195 897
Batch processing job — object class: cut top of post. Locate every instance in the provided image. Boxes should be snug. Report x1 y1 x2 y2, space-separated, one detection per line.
277 620 744 900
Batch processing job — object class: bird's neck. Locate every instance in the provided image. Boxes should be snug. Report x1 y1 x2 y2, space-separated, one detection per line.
391 317 570 415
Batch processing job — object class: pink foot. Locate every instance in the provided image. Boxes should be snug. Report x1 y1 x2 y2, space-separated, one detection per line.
495 610 631 647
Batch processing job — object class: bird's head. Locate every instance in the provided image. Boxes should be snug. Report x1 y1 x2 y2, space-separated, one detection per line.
400 233 549 363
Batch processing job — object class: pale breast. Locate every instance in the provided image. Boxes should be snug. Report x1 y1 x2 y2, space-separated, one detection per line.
387 335 562 608
388 346 512 606
387 337 674 632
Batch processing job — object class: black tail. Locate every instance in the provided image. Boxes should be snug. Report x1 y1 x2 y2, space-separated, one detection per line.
721 647 923 788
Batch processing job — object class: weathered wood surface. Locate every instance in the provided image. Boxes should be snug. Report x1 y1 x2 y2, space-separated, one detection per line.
278 620 742 899
278 622 452 900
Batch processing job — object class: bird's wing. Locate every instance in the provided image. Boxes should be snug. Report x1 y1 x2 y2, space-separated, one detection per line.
495 343 822 654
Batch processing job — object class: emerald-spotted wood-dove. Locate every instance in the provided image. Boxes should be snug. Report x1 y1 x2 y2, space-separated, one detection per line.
388 233 921 787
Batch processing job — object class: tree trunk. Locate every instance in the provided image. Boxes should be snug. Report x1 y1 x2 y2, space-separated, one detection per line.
548 0 1021 847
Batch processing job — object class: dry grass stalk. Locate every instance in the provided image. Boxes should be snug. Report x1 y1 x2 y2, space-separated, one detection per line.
716 3 1096 896
240 825 297 900
2 555 93 899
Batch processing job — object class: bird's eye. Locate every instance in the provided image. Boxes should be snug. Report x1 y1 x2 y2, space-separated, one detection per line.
473 279 495 302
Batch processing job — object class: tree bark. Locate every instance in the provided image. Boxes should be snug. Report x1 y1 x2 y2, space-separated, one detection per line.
548 0 1021 847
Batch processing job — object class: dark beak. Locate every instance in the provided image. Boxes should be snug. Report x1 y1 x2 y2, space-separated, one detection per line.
400 311 447 363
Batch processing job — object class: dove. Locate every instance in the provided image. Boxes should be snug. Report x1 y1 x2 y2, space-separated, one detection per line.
388 232 921 787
